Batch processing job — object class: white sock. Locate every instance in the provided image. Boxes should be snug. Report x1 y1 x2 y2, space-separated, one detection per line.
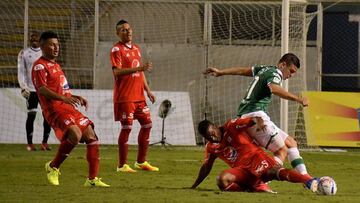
287 147 308 174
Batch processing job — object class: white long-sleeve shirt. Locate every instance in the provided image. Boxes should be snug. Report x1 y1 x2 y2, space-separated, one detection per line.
17 47 42 91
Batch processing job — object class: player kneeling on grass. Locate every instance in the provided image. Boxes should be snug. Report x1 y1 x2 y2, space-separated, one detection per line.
31 31 109 187
191 117 320 193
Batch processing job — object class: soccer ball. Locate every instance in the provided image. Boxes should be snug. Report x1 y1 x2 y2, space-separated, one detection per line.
316 176 337 195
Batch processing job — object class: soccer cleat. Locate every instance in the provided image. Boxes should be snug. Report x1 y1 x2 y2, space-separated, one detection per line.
40 143 51 151
117 164 137 173
84 177 110 187
134 161 159 172
45 161 60 186
27 144 36 151
305 178 320 192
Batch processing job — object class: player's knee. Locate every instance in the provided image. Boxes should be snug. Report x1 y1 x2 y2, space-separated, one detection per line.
285 136 298 148
274 146 288 162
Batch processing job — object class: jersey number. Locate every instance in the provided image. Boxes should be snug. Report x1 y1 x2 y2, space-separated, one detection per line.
245 76 259 99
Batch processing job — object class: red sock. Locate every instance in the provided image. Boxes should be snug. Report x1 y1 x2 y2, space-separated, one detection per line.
224 182 245 192
87 140 100 179
137 126 151 163
278 168 312 184
51 139 76 168
118 128 131 167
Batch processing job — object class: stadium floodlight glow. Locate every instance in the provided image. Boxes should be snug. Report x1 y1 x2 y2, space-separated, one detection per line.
150 99 173 147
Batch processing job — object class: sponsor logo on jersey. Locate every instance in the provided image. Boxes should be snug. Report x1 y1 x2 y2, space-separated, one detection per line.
64 119 71 125
111 46 120 52
79 118 89 126
255 160 269 174
34 64 45 71
132 59 140 68
47 63 54 67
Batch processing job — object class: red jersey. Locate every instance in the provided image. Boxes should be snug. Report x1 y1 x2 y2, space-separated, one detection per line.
110 42 145 103
31 56 75 124
205 118 268 168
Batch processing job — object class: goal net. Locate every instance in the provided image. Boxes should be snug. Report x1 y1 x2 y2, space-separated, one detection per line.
0 0 316 148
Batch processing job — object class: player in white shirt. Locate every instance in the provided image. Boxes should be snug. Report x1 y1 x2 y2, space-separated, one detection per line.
17 31 51 151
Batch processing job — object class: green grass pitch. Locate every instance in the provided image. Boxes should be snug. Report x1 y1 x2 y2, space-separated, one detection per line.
0 144 359 202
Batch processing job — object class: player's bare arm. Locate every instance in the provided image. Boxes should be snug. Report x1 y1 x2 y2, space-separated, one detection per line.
112 62 152 76
204 66 253 77
268 83 309 107
72 95 88 110
143 74 155 103
38 86 81 106
191 154 216 189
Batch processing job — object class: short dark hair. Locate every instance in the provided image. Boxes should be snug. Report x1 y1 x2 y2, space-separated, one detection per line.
116 19 128 30
30 31 40 38
198 120 212 137
278 53 300 69
40 31 58 43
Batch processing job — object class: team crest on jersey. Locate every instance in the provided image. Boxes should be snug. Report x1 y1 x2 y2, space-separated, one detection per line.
272 76 281 84
60 75 70 90
223 146 238 162
34 64 45 71
111 47 120 52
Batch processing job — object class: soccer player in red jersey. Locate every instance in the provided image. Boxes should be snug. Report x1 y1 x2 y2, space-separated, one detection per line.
191 117 319 193
110 20 158 173
32 31 109 187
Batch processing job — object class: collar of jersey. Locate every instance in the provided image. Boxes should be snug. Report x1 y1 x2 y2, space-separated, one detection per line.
119 42 133 49
276 68 283 79
30 47 41 52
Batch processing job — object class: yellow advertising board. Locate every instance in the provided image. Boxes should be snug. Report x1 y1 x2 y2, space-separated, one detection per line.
303 91 360 147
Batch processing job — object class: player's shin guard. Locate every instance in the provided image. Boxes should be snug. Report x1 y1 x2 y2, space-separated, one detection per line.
86 139 100 179
287 147 308 175
137 124 152 163
42 119 51 144
277 168 312 184
118 128 131 167
26 112 36 144
51 139 76 168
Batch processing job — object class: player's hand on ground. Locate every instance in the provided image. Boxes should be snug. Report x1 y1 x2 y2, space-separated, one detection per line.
141 62 152 72
203 67 221 77
147 91 156 103
21 88 30 99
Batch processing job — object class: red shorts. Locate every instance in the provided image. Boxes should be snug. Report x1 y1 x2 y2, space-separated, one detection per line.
114 101 151 125
224 152 277 188
48 108 93 141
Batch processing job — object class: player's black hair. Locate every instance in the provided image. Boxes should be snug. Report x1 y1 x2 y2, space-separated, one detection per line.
198 119 212 138
116 19 128 30
278 53 300 69
40 31 58 42
30 31 40 37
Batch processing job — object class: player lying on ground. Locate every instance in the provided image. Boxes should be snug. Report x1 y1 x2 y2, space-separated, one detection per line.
203 53 310 177
191 117 320 193
32 31 109 187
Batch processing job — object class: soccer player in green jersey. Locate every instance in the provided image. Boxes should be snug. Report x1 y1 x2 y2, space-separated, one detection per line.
204 53 310 177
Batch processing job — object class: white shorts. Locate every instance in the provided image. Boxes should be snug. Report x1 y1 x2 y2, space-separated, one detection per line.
240 111 288 153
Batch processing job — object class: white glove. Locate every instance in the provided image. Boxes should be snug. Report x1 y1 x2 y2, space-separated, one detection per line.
21 88 30 99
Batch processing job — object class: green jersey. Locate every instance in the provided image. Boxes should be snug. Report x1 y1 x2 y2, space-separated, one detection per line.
237 65 283 116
